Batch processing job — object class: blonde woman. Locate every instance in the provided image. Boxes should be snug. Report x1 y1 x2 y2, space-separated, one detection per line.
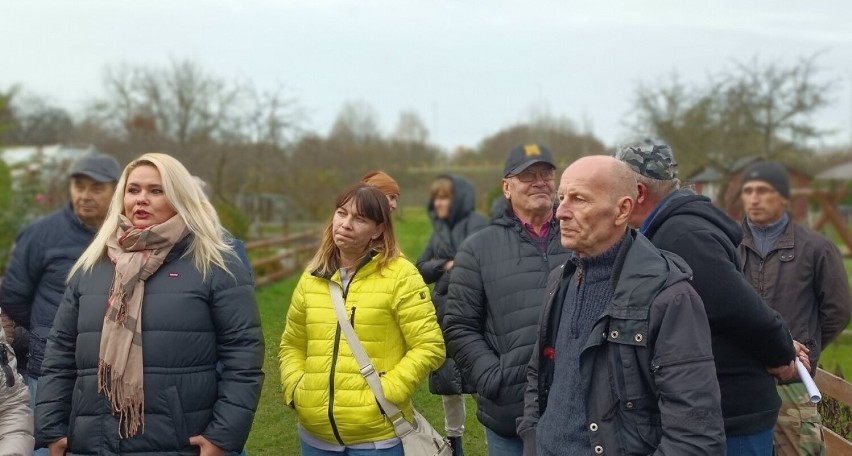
279 183 444 455
35 153 264 455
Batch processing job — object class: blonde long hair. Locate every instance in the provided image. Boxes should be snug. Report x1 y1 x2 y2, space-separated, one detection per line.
70 152 233 280
307 183 400 276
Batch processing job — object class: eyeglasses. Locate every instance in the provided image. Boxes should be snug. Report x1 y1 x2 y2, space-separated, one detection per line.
510 167 555 183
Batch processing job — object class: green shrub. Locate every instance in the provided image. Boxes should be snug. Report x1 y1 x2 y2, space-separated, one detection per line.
214 202 250 240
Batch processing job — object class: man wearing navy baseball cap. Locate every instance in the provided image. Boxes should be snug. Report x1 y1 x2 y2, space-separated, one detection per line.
444 144 569 455
0 152 121 455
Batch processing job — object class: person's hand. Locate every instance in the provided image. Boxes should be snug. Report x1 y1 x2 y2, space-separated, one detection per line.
48 437 68 456
189 435 226 456
767 361 797 381
444 260 454 271
793 340 811 373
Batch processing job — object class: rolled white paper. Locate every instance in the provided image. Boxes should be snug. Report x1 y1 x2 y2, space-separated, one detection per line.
796 359 821 404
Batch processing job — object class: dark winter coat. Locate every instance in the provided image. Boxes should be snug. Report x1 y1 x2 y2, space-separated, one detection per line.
740 217 852 374
643 189 795 436
444 204 570 437
0 204 98 378
35 236 265 455
416 175 488 395
518 231 725 455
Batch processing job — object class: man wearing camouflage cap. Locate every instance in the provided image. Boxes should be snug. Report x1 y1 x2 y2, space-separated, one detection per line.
0 152 121 456
616 142 802 456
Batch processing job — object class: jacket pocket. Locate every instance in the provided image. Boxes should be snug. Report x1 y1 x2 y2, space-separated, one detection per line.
291 375 305 409
28 327 49 375
166 386 189 448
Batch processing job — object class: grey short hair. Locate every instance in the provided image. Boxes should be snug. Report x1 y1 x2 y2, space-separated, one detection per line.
635 172 680 199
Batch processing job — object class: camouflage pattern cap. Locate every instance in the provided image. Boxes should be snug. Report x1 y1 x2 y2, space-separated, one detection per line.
614 143 678 180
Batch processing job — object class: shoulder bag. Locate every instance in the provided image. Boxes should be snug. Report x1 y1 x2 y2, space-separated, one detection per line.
328 282 452 456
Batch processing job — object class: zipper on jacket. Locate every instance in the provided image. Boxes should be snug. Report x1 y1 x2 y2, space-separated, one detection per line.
328 323 345 445
350 306 357 327
651 354 714 373
758 259 765 294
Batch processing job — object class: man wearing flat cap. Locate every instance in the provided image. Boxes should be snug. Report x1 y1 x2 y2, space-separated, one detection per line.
616 143 801 456
0 152 121 427
444 144 570 455
739 160 851 456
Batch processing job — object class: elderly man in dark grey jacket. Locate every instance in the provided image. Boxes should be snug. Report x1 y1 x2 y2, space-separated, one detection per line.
518 156 725 455
444 144 570 455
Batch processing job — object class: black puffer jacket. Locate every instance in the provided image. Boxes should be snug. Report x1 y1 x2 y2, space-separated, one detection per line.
644 189 794 436
35 236 264 455
416 175 488 395
0 204 97 378
444 204 570 437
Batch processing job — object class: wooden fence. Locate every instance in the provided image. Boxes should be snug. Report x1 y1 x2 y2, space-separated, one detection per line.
245 229 321 287
815 368 852 452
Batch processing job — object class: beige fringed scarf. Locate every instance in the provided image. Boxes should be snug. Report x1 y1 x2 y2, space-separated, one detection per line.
100 214 188 438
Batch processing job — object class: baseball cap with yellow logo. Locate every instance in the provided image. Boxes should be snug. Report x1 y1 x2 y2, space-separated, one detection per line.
503 144 556 177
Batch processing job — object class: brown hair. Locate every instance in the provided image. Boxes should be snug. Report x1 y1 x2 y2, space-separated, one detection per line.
430 176 453 200
307 183 400 276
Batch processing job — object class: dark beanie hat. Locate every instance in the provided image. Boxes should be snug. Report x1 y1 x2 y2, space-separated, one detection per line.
740 161 790 198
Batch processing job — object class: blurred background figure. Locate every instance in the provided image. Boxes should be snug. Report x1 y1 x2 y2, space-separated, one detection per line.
35 153 264 455
362 171 401 212
416 175 488 456
279 183 444 455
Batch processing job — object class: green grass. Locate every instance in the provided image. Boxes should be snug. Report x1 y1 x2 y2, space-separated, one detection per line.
246 207 487 454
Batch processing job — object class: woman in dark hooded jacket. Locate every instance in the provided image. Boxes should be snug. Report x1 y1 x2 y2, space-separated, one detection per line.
416 175 487 456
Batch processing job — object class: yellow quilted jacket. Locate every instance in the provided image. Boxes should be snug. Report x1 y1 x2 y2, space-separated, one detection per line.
278 254 445 445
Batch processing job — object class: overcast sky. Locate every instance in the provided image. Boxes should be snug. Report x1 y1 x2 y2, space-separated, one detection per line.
4 0 852 152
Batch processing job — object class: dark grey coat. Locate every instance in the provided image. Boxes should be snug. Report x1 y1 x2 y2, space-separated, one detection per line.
518 231 725 455
35 236 264 455
444 204 570 437
416 175 487 394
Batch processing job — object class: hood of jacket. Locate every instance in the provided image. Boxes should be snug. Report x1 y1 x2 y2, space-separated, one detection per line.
644 188 742 246
428 175 478 227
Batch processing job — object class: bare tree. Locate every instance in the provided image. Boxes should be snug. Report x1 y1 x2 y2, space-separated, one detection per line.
477 115 606 167
630 55 836 197
86 59 302 211
392 110 429 144
8 97 74 146
329 100 382 143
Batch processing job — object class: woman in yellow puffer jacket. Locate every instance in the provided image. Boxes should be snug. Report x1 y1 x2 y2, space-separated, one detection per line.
279 183 445 455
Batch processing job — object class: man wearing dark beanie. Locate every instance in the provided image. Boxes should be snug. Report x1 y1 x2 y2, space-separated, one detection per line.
739 160 852 456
